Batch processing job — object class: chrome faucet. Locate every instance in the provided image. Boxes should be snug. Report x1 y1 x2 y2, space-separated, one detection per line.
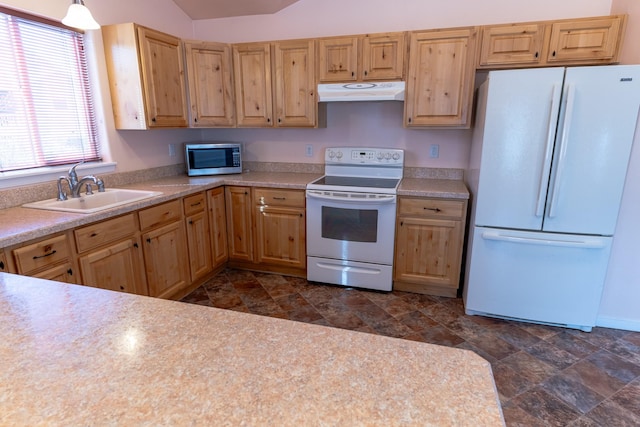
70 175 105 198
58 161 106 199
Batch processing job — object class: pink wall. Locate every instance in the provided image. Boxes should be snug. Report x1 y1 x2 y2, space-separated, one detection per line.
597 0 640 330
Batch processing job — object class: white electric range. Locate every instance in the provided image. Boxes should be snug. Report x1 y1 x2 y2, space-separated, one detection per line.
306 147 404 291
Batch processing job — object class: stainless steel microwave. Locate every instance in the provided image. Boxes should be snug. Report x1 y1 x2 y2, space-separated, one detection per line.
185 143 242 176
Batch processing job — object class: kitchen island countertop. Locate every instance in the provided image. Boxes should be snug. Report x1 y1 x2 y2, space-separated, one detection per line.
0 272 503 426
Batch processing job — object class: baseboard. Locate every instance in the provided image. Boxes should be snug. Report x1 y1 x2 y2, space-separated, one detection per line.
596 316 640 332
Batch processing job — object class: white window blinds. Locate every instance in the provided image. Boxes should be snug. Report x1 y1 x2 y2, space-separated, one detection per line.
0 8 100 173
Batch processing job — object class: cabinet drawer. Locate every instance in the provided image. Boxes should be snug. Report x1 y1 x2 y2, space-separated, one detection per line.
399 198 465 219
75 214 137 253
183 192 206 216
139 200 182 231
254 188 305 208
13 234 71 275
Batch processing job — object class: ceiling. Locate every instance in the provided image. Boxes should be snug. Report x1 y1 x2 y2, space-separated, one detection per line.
172 0 300 19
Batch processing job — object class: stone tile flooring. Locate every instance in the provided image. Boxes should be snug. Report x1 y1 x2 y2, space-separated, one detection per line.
181 269 640 426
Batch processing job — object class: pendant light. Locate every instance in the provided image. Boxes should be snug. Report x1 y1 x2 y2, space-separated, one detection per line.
62 0 100 30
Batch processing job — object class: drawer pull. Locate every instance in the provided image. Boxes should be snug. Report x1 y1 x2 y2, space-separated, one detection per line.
0 261 4 270
90 232 97 237
190 202 201 207
424 207 442 212
273 197 286 200
33 250 57 260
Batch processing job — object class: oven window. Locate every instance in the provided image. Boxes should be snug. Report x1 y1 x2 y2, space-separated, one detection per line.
321 206 378 242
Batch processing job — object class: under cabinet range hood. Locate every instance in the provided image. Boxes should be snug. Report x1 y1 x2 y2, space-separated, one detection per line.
317 81 405 102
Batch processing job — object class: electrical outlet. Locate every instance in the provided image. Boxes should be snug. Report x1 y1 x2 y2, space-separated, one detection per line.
429 144 439 159
168 143 176 157
305 144 313 157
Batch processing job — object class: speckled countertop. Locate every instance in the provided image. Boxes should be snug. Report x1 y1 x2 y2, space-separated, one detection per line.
0 272 503 426
0 171 468 248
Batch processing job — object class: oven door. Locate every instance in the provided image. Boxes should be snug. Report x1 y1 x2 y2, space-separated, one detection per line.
306 189 397 265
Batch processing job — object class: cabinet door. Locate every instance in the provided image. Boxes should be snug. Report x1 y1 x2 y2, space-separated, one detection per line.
361 33 406 80
225 187 254 262
78 238 147 295
405 27 477 128
394 217 463 292
0 250 7 273
142 221 190 299
478 23 545 67
547 16 623 64
185 210 213 282
233 43 273 127
255 205 306 269
184 41 235 127
317 37 358 82
273 39 317 127
208 187 228 267
137 26 189 128
33 262 76 284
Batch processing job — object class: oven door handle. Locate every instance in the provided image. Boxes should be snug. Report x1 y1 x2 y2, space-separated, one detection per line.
306 191 396 204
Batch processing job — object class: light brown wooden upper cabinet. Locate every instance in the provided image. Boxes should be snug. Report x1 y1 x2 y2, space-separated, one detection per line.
184 41 235 127
318 32 406 82
273 39 317 127
547 15 625 64
404 27 478 128
477 15 626 69
233 40 319 128
102 23 189 129
233 43 274 127
478 23 546 67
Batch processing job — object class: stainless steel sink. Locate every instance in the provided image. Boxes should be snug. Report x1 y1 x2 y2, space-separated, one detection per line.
23 189 162 214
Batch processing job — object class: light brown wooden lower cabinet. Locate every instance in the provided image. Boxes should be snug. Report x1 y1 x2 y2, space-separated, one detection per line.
78 237 147 295
394 197 468 298
208 187 229 267
0 250 7 273
141 219 190 299
11 233 79 284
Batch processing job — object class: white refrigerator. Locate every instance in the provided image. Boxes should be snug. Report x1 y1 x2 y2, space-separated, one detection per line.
464 65 640 332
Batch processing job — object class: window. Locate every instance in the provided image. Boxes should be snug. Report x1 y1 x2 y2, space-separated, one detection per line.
0 7 100 173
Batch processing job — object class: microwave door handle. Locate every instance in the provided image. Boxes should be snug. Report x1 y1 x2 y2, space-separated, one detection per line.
306 191 396 204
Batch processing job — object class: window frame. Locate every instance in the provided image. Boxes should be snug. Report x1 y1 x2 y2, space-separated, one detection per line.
0 6 111 188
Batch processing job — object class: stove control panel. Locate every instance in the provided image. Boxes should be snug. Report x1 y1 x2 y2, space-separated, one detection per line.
325 147 404 165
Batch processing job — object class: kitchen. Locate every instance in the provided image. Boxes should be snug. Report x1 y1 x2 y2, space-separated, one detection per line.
1 0 638 330
1 0 639 424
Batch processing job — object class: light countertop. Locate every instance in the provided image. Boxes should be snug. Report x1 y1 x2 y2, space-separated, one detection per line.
0 172 468 248
0 272 503 426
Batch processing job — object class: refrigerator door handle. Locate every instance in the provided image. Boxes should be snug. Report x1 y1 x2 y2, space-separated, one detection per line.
548 84 576 218
481 231 606 249
536 84 561 217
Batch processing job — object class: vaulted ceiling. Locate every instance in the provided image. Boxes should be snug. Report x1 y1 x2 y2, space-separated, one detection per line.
171 0 300 19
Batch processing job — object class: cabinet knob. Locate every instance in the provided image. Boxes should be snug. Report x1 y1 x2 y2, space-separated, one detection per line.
146 238 151 244
535 52 539 58
134 243 139 248
0 261 4 270
67 269 73 276
194 117 198 123
151 117 157 122
552 50 556 57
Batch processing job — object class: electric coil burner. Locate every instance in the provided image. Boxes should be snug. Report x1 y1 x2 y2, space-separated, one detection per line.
306 147 404 291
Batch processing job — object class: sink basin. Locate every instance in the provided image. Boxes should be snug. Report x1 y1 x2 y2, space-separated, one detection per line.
23 189 163 214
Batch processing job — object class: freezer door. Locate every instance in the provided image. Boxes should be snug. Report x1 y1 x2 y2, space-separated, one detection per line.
544 65 640 235
464 227 613 331
474 68 565 230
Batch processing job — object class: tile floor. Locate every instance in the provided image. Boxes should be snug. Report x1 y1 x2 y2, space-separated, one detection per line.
181 269 640 426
